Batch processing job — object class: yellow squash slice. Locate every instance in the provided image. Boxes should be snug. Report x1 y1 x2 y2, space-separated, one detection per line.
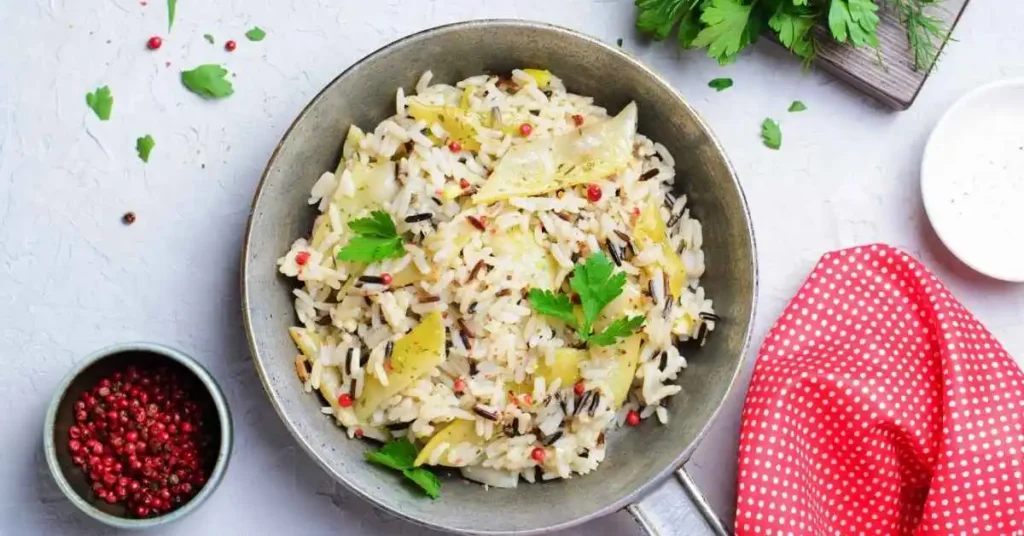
413 419 484 467
535 348 586 388
592 334 642 408
634 202 687 298
354 312 446 421
490 229 558 291
408 101 482 151
472 102 637 204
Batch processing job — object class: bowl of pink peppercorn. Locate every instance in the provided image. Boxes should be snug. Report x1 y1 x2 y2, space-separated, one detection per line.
43 342 232 529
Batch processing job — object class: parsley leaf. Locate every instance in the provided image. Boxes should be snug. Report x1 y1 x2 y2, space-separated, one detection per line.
203 34 215 44
136 135 155 163
167 0 177 31
788 100 807 112
769 7 816 60
708 78 733 91
402 468 442 499
181 65 234 100
691 0 758 65
348 211 397 238
364 438 417 470
588 316 646 347
761 118 782 150
337 211 406 263
828 0 880 48
365 439 442 499
570 252 626 337
85 86 113 121
527 289 578 328
245 27 267 42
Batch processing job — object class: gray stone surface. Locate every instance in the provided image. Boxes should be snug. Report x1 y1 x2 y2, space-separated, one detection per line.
1 0 1022 534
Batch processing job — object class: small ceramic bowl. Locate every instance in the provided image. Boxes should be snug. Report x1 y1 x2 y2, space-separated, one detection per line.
43 342 233 529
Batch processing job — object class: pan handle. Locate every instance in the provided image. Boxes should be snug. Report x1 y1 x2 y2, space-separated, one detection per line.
626 467 732 536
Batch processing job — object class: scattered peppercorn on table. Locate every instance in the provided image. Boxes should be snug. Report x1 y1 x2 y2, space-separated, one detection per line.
3 0 1023 535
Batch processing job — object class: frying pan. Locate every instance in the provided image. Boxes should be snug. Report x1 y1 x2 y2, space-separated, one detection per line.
241 20 757 535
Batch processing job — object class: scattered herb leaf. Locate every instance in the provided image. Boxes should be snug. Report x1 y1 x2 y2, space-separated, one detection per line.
365 439 441 499
402 468 442 499
337 211 406 263
166 0 177 30
528 253 644 346
85 86 113 121
526 289 577 328
245 27 267 41
136 135 155 162
708 77 733 91
788 100 807 112
203 33 215 44
588 315 646 347
180 65 234 99
761 118 782 150
364 438 417 470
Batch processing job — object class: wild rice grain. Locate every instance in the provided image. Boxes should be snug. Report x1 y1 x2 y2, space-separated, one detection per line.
404 213 434 223
495 289 511 298
431 197 443 206
467 302 478 314
359 275 386 285
541 430 563 446
659 351 668 372
663 298 674 318
699 312 721 322
384 340 394 360
473 405 499 421
420 295 441 303
639 169 660 182
385 421 411 431
468 260 486 282
607 239 622 267
666 211 683 228
613 230 636 257
588 391 601 416
467 215 486 231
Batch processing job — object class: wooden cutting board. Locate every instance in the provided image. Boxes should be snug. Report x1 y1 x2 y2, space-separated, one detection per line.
808 0 970 110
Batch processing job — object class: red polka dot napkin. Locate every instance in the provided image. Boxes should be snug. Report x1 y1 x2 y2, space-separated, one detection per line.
735 245 1024 535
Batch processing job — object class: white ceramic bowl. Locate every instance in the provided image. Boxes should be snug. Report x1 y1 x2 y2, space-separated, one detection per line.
922 79 1024 282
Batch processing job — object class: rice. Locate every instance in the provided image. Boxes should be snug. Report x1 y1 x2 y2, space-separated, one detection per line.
277 69 715 488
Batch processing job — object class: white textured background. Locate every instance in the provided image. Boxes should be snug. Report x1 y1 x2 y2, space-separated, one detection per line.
2 0 1023 534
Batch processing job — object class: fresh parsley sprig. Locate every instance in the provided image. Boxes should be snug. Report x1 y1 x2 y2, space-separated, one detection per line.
635 0 947 71
527 253 645 347
364 438 441 499
336 211 406 263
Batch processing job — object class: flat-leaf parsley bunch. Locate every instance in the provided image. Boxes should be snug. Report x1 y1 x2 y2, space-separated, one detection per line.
635 0 948 71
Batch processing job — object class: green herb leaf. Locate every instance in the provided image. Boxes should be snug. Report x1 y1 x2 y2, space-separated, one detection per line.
336 211 406 263
135 135 155 163
402 468 442 499
348 211 398 238
180 65 234 100
570 253 627 337
336 236 405 263
527 289 578 328
245 27 267 42
203 34 215 44
691 0 758 65
788 100 807 112
365 439 442 498
769 7 817 60
708 78 733 91
761 118 782 150
588 316 646 347
85 86 113 121
167 0 177 30
828 0 880 48
364 438 418 470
